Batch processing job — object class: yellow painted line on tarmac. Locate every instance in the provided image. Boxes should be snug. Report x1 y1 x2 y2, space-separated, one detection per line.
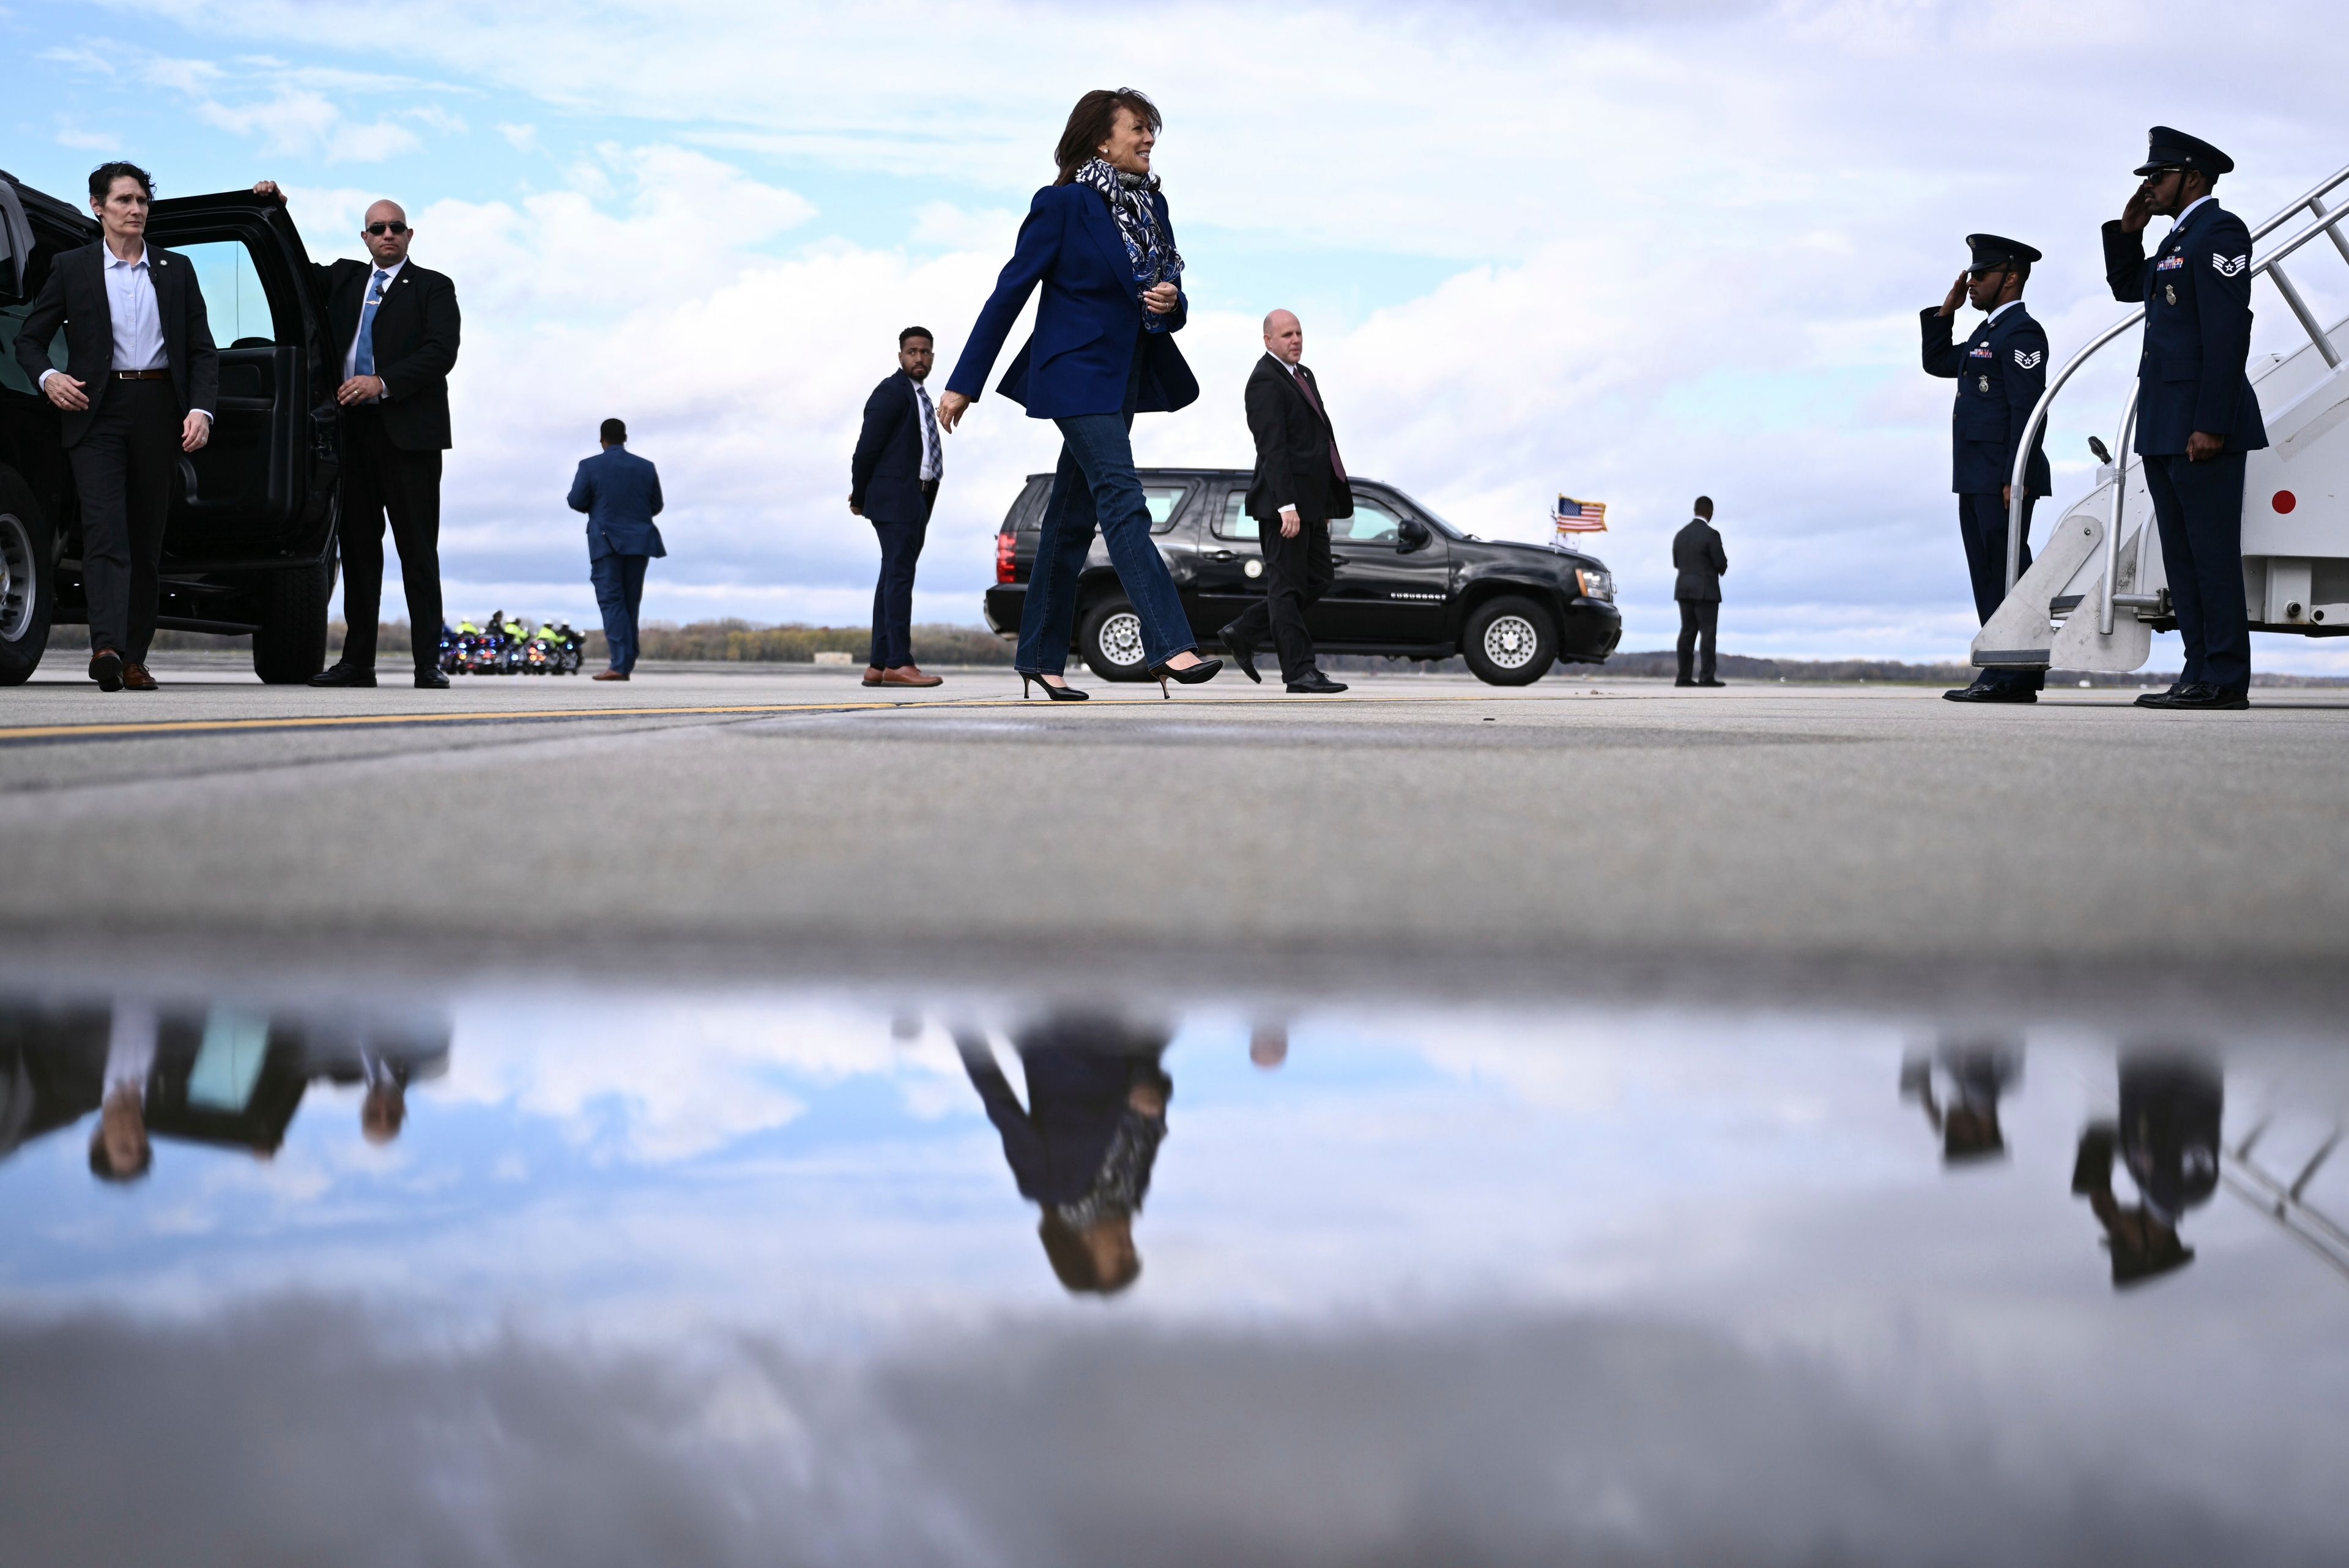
0 686 1615 745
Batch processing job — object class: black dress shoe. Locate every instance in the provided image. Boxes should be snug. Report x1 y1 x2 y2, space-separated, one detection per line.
1944 683 2035 704
2165 683 2248 710
309 662 377 688
2134 683 2186 708
414 667 450 689
1285 672 1348 694
1696 677 1727 688
1217 623 1261 684
1674 677 1696 688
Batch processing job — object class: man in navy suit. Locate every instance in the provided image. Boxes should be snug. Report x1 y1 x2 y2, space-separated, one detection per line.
1922 233 2051 704
849 327 945 688
2104 128 2266 710
566 418 664 682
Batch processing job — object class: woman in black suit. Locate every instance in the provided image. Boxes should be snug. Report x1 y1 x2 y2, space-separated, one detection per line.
938 88 1220 700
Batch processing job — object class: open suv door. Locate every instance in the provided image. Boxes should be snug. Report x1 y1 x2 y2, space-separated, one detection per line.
0 181 340 684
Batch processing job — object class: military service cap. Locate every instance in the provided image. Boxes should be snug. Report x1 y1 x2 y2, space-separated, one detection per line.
2134 126 2235 179
1965 233 2041 270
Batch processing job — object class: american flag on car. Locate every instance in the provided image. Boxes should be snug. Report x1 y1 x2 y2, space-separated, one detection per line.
1552 496 1608 533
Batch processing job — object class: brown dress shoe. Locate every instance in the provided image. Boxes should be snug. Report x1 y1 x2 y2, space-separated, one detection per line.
880 666 943 688
592 669 629 682
122 661 160 691
862 667 886 687
89 649 125 691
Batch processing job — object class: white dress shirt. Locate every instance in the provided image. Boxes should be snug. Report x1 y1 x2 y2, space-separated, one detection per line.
913 379 942 482
1986 299 2024 326
2173 194 2216 229
342 257 407 395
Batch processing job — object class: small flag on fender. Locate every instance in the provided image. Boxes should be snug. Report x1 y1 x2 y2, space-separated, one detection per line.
1553 496 1608 534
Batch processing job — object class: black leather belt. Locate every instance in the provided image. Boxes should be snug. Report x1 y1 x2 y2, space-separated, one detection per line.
111 369 171 381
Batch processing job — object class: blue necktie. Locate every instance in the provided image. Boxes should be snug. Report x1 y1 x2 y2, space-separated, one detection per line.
353 270 389 378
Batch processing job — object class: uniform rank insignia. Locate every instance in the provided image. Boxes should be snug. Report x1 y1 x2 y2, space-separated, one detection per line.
2213 253 2249 276
2155 255 2186 270
2013 349 2043 368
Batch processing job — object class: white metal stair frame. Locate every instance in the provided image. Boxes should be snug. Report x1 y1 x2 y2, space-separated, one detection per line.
1973 159 2349 675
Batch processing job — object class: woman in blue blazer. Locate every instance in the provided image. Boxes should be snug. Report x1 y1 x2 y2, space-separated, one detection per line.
938 89 1222 699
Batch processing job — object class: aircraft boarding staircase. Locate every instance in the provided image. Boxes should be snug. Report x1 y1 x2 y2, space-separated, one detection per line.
1975 160 2349 676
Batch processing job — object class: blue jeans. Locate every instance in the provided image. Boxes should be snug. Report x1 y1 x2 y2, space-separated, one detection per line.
1015 355 1197 675
590 551 649 673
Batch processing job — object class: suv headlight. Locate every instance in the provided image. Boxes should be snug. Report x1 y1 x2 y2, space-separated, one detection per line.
1575 567 1613 601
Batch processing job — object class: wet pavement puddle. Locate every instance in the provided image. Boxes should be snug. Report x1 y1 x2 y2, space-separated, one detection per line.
4 980 2344 1566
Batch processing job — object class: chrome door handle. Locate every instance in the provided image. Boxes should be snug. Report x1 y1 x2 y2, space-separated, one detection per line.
1331 554 1351 565
1211 550 1235 560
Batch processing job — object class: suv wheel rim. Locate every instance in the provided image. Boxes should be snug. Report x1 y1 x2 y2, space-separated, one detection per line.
1481 613 1540 670
0 513 34 644
1099 609 1146 669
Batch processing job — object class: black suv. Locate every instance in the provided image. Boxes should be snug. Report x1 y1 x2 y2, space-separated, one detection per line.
0 174 340 684
984 469 1621 684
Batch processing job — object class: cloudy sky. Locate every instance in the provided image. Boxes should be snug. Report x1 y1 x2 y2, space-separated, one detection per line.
9 0 2348 667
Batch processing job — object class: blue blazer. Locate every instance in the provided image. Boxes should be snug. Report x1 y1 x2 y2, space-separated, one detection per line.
2103 201 2268 456
944 183 1200 420
850 370 932 525
567 444 666 560
1921 303 2052 496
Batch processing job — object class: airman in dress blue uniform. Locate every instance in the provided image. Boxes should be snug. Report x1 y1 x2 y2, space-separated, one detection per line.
2104 127 2266 710
1922 234 2052 702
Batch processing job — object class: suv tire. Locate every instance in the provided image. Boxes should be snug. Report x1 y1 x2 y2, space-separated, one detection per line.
1079 594 1154 682
1462 595 1557 686
0 470 54 686
250 546 337 685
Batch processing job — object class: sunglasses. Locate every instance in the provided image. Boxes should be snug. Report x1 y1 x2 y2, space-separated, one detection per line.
365 221 410 237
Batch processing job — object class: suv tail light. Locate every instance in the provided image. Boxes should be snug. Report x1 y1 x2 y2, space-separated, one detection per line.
996 529 1019 584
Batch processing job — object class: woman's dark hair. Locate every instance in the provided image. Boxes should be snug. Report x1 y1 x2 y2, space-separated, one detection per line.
1038 1214 1140 1296
1054 89 1161 186
89 161 154 202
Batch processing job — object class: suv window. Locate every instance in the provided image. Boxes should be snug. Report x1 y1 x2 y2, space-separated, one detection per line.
177 239 285 346
1029 481 1190 533
1335 494 1406 544
0 301 42 395
1213 490 1259 541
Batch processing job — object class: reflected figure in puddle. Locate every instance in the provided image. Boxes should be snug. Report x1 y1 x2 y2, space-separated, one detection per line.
956 1016 1173 1296
0 1004 106 1164
0 997 451 1176
1899 1038 2019 1165
2073 1052 2224 1287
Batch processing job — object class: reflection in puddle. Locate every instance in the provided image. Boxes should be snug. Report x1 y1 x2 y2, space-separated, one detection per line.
2 982 2345 1566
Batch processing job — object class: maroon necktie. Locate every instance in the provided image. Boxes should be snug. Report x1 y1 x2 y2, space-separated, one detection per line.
1291 366 1346 484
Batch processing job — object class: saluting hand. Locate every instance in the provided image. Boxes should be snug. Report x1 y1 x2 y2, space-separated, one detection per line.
2119 183 2156 236
182 412 211 453
1937 272 1967 318
936 390 970 432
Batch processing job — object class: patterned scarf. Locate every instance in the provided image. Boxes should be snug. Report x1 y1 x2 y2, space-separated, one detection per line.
1071 157 1184 293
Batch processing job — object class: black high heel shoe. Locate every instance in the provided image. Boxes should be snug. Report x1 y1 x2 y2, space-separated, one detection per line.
1019 671 1089 702
1146 656 1223 699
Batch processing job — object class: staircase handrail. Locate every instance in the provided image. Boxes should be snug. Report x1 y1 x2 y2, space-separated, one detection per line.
2000 159 2349 605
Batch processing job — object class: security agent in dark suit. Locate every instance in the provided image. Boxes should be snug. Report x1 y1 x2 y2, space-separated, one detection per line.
568 417 666 682
849 326 946 688
252 182 461 689
1671 498 1728 686
1922 234 2051 704
12 161 218 693
1220 308 1348 694
2104 128 2266 711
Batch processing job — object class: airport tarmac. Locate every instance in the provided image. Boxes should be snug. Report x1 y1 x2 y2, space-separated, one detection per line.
3 658 2345 1011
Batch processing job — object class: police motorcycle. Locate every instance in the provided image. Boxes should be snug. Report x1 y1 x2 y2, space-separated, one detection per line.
436 623 464 676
